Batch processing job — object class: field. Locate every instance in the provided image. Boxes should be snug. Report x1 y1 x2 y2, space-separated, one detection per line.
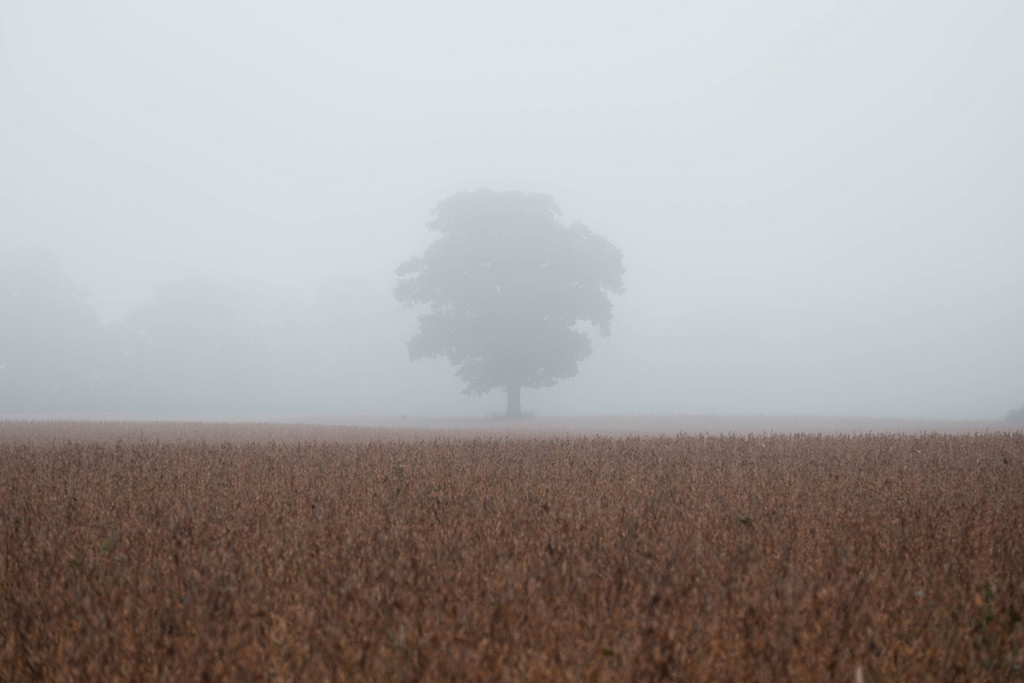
2 419 1022 680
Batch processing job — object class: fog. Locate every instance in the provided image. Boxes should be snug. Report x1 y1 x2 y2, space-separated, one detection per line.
2 1 1022 420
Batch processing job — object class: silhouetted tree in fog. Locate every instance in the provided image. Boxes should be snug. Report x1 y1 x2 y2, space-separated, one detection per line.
125 277 268 412
395 189 624 417
0 249 100 411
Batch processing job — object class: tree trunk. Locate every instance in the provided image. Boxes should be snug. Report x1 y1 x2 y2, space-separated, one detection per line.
505 382 522 418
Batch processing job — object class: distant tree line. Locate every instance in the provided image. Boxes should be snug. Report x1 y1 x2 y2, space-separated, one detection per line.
0 249 401 415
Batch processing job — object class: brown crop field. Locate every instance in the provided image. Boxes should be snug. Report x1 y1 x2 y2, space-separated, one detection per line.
2 420 1022 680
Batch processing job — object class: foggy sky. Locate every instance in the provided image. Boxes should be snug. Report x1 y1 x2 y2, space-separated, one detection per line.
2 1 1022 419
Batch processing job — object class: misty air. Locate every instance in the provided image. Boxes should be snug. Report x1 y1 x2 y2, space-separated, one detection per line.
2 4 1024 680
2 1 1022 422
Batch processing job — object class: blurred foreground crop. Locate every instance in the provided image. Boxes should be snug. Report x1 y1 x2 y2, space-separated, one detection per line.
1 424 1022 680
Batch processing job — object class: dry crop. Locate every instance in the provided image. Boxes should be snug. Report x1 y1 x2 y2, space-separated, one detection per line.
1 423 1022 680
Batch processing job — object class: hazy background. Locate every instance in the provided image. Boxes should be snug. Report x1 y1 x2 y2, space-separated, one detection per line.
2 0 1021 420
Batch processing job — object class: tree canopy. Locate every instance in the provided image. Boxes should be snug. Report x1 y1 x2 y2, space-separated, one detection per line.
395 189 624 417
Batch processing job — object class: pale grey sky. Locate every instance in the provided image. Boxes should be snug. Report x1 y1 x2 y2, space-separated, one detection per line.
2 0 1021 419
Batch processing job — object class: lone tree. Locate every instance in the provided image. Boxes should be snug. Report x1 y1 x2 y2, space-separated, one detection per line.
396 189 624 417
